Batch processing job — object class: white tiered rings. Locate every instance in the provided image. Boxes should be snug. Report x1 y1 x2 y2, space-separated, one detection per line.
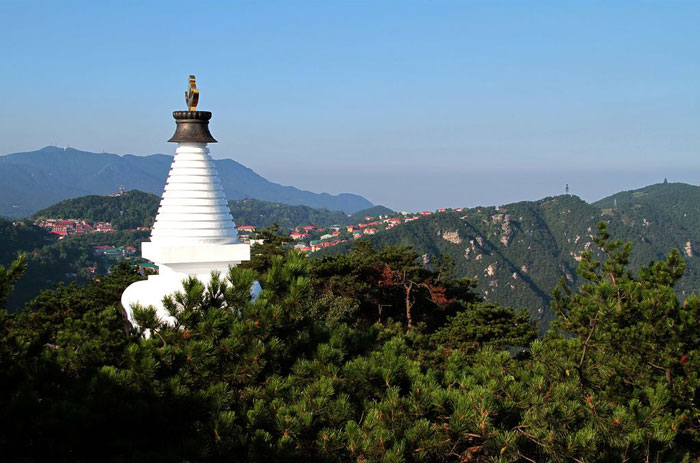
149 143 238 246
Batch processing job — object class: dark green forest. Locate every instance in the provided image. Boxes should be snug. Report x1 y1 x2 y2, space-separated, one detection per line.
2 223 700 462
0 217 149 311
0 218 54 260
227 199 392 229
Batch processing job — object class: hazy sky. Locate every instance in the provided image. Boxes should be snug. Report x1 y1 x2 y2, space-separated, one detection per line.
1 1 699 211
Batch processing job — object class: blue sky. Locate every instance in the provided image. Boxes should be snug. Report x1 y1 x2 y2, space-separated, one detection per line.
1 1 699 211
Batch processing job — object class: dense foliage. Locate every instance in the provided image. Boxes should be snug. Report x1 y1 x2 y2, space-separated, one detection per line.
229 199 349 229
0 218 54 265
32 190 160 230
1 224 699 462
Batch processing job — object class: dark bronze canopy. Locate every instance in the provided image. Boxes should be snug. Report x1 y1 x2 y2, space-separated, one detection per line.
168 110 217 143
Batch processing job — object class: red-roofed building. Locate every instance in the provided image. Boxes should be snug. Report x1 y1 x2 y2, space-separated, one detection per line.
290 232 308 240
237 225 256 233
95 222 115 232
49 219 77 236
74 222 94 234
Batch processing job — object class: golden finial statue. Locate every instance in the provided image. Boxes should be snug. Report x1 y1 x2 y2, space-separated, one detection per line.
185 75 199 111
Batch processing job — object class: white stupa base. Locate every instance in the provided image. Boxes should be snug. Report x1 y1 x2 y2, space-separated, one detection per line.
121 242 251 327
121 269 262 329
121 272 196 326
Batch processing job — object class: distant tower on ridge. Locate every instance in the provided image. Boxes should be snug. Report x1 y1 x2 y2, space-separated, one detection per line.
565 184 569 195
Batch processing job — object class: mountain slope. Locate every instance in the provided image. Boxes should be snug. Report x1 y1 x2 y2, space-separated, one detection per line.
0 218 55 266
595 182 700 289
349 205 394 221
0 146 373 217
229 200 394 229
317 183 700 329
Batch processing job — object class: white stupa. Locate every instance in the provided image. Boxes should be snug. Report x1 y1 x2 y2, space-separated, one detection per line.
121 76 250 326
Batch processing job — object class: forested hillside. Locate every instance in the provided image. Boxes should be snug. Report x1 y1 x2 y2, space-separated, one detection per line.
229 199 393 229
0 216 149 311
6 230 150 311
318 183 700 328
33 190 160 229
0 218 54 264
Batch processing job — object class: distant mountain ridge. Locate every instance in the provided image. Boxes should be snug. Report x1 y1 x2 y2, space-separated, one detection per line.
0 146 374 217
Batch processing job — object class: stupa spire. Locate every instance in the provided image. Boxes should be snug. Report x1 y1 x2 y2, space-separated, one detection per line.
121 76 250 326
